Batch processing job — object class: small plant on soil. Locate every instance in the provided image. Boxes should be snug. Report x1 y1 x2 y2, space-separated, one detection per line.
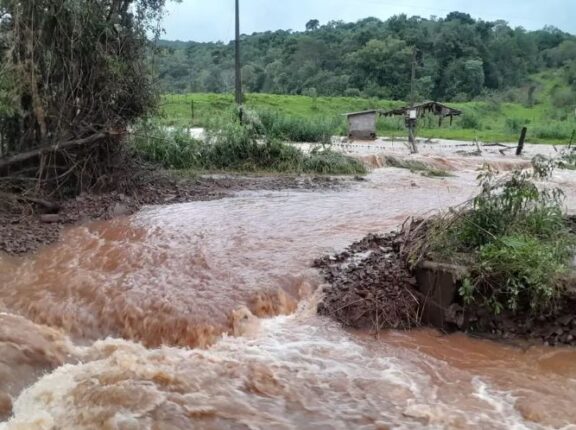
408 158 575 316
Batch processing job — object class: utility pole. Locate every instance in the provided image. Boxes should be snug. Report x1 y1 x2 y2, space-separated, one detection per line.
406 46 418 154
234 0 243 120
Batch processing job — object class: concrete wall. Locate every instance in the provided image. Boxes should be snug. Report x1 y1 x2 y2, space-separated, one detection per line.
348 112 377 140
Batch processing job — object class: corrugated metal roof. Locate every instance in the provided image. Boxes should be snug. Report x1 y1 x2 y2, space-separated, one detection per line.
342 110 382 117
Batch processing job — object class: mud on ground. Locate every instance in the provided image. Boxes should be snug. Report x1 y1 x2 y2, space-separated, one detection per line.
0 173 345 255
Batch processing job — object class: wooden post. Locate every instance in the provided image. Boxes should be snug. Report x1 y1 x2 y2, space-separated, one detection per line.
190 100 195 124
408 47 418 154
408 123 417 154
234 0 242 107
516 127 527 156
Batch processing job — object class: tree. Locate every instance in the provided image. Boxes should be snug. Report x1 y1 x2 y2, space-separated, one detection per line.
445 11 475 25
306 19 320 31
0 0 176 195
155 11 575 101
349 38 412 99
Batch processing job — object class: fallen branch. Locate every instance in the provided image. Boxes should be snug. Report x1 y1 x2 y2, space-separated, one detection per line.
0 192 60 211
0 132 117 170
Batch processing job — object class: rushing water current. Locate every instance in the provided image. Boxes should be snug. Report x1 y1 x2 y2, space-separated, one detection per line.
1 145 576 429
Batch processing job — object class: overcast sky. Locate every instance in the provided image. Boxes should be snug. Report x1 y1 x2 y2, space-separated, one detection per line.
161 0 575 42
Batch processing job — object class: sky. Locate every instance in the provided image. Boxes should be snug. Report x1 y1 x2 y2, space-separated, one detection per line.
161 0 576 42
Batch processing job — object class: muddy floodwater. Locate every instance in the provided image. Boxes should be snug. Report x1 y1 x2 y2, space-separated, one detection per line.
1 143 576 429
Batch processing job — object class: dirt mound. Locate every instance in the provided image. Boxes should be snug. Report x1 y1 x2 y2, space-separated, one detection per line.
313 232 421 331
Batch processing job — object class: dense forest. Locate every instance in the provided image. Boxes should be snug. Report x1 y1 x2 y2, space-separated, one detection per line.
155 12 576 103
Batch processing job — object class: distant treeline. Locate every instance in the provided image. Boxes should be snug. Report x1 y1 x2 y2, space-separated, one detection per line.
155 12 576 103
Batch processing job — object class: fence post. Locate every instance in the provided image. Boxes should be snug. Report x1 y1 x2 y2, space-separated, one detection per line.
516 127 527 156
190 100 195 125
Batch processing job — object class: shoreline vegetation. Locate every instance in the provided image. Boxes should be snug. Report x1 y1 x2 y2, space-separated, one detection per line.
130 110 367 176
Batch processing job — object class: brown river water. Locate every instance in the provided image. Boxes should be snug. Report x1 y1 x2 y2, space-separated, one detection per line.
1 146 576 429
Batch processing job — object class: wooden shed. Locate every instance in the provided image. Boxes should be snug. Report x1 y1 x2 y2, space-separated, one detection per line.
381 101 462 126
343 110 379 140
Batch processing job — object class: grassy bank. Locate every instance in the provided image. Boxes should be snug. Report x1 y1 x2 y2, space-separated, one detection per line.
130 118 366 175
159 91 575 145
408 160 575 317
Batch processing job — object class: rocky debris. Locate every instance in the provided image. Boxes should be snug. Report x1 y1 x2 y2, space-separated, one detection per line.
464 300 576 347
314 232 421 331
0 173 345 255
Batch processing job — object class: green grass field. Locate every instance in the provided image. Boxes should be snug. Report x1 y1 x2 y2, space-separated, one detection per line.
158 91 576 145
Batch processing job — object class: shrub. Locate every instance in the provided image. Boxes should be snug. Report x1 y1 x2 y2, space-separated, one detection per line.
204 119 305 171
505 117 525 133
474 235 569 313
412 161 575 316
383 156 452 177
551 87 576 108
459 113 480 129
344 88 362 98
130 121 203 170
532 122 574 141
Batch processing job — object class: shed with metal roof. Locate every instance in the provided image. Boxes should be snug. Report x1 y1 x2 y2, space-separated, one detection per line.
343 110 380 140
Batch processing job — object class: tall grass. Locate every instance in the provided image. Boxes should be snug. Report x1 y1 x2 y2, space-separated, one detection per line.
130 121 204 169
256 109 339 143
130 116 366 175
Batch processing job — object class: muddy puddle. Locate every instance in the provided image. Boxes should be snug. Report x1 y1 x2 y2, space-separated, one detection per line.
2 146 576 429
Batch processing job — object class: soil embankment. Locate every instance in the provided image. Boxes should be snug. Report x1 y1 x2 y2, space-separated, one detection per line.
315 227 576 347
314 232 420 331
0 173 342 255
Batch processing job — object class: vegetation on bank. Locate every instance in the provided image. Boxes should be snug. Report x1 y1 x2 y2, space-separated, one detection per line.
408 159 576 317
130 114 366 175
159 87 576 144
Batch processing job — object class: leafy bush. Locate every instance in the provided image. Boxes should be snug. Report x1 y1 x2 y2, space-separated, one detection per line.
204 119 305 171
413 161 575 316
459 113 481 129
532 122 574 141
505 117 525 133
474 235 570 313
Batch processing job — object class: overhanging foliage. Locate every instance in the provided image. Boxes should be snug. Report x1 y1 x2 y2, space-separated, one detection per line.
0 0 173 197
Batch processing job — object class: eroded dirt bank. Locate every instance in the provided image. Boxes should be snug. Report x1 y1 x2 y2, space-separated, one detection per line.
0 173 342 254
